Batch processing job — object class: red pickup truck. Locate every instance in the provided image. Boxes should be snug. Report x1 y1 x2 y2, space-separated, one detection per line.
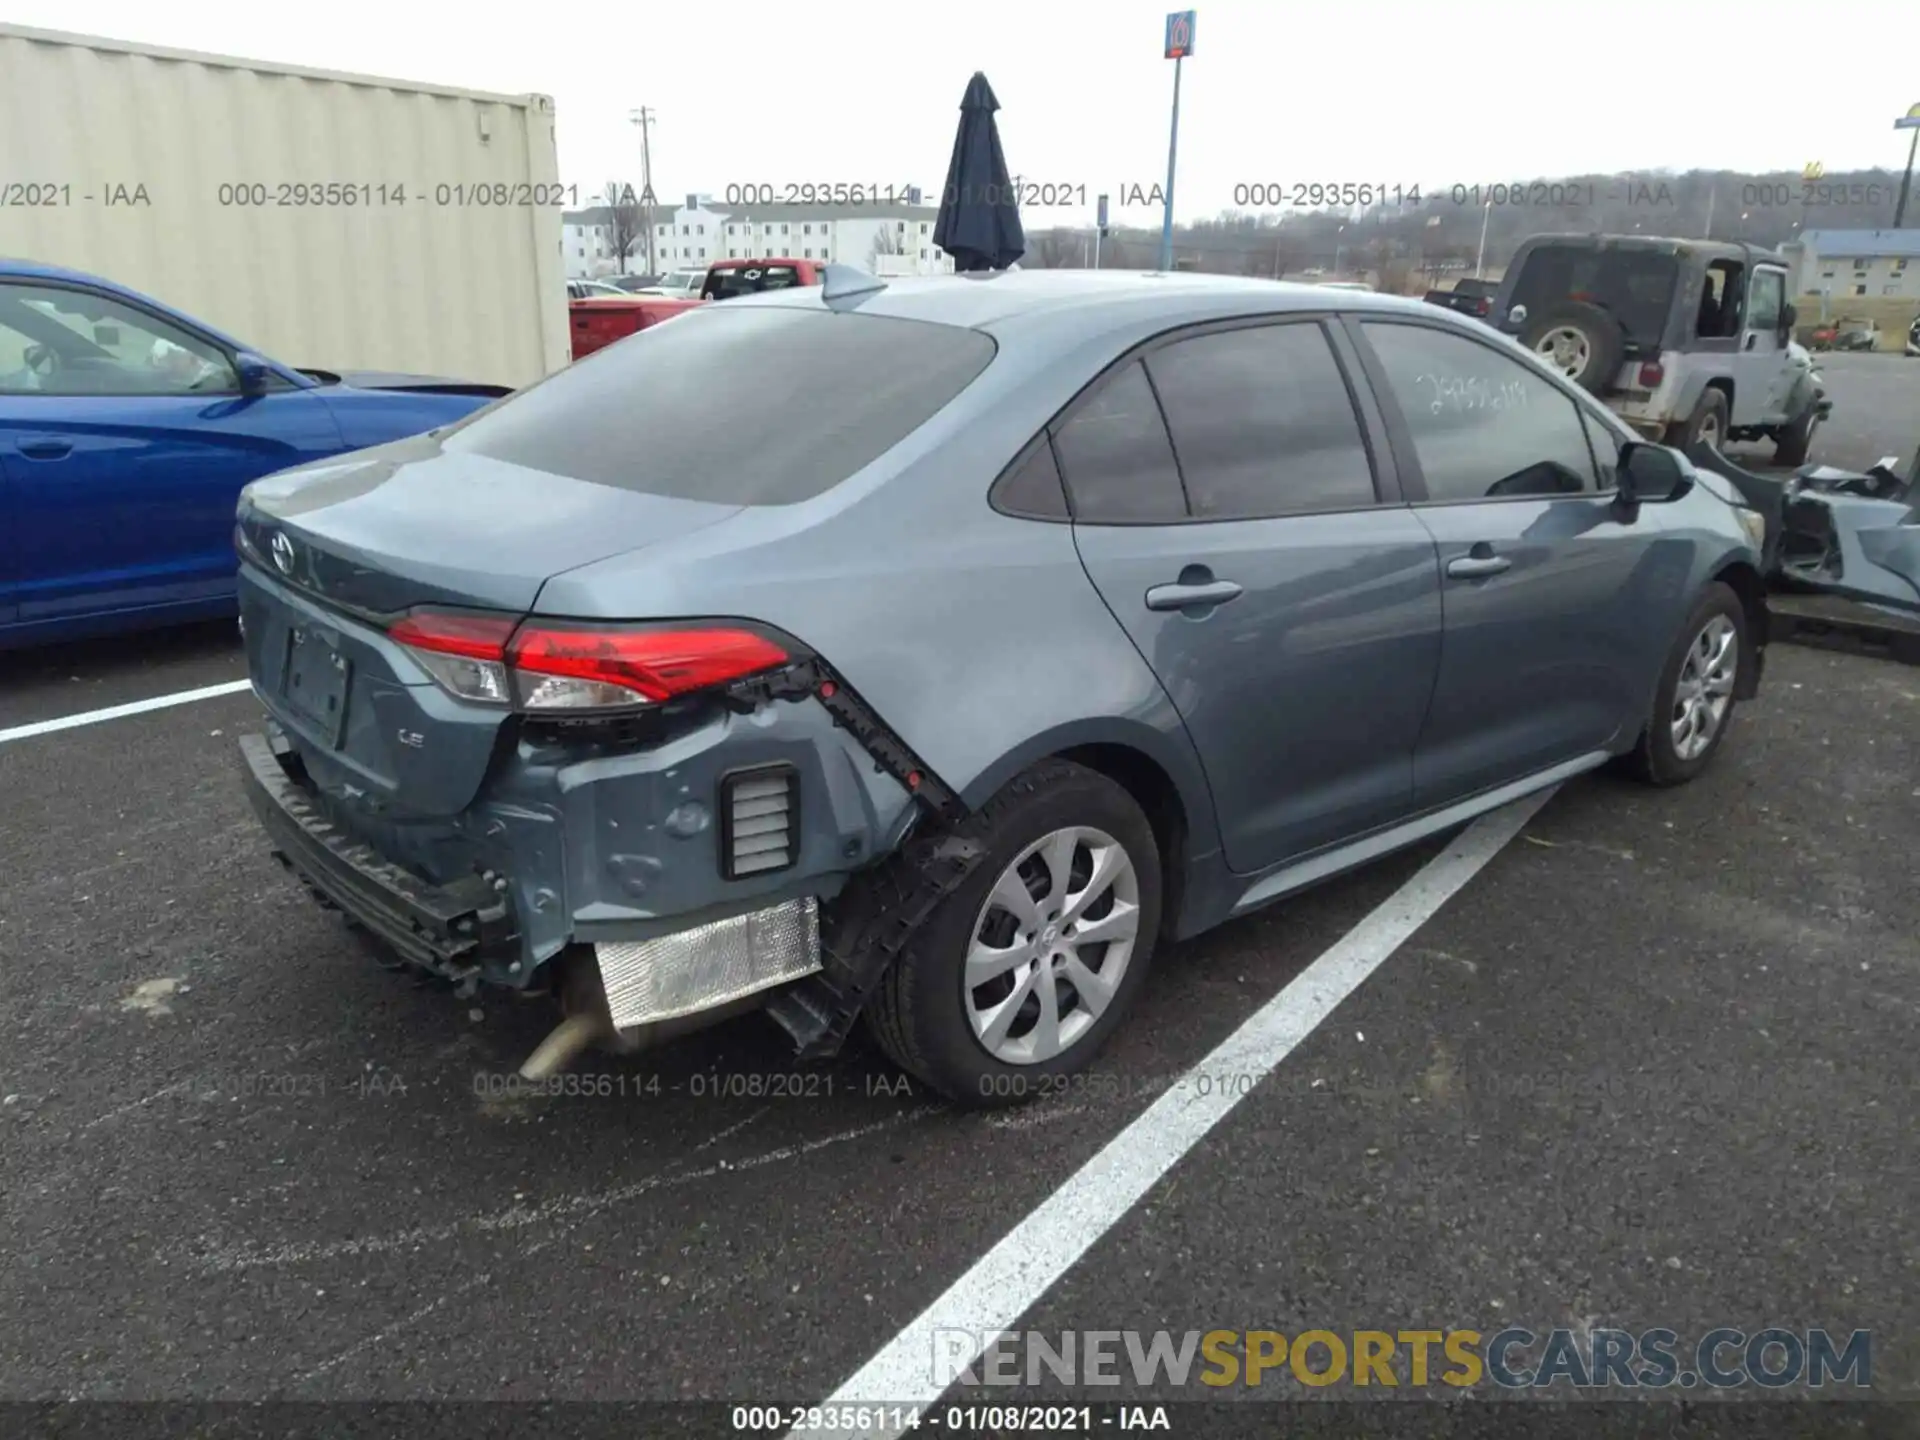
568 258 829 360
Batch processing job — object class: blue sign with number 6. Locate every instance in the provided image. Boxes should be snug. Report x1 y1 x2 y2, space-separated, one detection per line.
1165 10 1195 58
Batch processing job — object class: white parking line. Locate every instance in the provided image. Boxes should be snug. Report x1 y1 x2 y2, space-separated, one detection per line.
0 680 252 746
804 787 1556 1437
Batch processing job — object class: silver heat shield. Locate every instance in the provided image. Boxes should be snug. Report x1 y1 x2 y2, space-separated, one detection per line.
594 898 821 1032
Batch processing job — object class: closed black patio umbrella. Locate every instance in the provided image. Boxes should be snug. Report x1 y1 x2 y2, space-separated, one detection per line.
933 73 1025 273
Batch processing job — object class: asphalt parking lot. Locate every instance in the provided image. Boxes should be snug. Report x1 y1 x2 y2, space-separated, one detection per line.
2 358 1917 1438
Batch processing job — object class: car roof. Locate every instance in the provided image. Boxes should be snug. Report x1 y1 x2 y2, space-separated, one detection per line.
1514 233 1791 268
719 267 1452 336
0 255 121 288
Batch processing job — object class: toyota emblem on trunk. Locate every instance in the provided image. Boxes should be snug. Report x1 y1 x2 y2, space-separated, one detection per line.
269 532 295 576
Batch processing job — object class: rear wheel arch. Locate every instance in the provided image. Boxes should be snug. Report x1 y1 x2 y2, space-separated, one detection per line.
959 722 1217 871
1057 741 1191 943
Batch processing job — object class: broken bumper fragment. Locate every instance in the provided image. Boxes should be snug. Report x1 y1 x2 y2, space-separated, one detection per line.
1686 446 1920 619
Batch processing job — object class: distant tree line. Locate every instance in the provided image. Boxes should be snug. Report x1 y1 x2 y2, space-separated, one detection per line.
1019 166 1912 290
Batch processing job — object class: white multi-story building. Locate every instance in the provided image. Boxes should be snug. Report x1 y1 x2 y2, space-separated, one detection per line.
560 204 623 278
562 191 955 279
1786 229 1920 302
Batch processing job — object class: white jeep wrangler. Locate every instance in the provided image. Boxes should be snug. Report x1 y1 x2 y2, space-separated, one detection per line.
1494 234 1831 465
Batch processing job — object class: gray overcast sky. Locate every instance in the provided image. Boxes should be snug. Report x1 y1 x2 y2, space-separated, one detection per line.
13 0 1920 226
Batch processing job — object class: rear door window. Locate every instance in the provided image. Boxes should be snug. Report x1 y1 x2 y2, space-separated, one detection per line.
1144 321 1378 519
1050 360 1188 523
442 306 994 503
1511 245 1677 346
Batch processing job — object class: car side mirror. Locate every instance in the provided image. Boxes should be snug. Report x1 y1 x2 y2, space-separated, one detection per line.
233 351 273 395
1617 442 1692 505
1780 302 1797 332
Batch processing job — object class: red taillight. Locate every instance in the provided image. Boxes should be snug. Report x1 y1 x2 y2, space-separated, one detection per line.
509 624 789 706
388 612 515 660
1637 361 1665 389
388 610 791 712
1475 298 1492 316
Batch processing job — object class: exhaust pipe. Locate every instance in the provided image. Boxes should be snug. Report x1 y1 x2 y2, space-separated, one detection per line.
518 1011 610 1080
515 946 642 1079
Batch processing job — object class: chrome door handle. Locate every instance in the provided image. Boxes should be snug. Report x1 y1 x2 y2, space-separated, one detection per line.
1145 579 1244 611
1447 555 1511 579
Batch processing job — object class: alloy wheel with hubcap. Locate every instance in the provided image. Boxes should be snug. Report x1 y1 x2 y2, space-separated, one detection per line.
965 826 1141 1065
1671 613 1738 761
862 757 1163 1105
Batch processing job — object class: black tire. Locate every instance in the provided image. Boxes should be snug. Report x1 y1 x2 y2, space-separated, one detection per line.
1664 387 1730 452
1623 582 1748 787
1774 403 1819 467
1519 302 1626 395
865 759 1162 1107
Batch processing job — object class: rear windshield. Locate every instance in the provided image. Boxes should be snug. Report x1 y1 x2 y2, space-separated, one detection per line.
703 265 806 300
441 306 995 504
1510 245 1677 343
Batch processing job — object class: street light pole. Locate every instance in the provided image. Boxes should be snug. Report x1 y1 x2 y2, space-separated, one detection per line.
1894 103 1920 227
1159 12 1194 273
1159 58 1183 272
1475 200 1491 278
629 107 658 273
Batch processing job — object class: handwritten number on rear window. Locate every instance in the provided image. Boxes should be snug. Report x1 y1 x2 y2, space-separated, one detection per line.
1414 372 1531 415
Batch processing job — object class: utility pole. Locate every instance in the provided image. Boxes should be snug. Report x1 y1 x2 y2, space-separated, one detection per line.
630 107 658 274
1475 200 1491 278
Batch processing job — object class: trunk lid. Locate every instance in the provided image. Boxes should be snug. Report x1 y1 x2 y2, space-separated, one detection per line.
237 430 743 615
236 433 743 819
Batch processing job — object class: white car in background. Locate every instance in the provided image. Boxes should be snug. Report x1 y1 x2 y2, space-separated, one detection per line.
635 269 706 299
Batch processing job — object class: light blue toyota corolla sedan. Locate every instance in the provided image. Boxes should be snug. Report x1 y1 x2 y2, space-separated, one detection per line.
233 267 1772 1103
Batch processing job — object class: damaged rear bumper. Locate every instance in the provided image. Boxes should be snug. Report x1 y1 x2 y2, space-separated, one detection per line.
244 723 832 1030
240 727 519 978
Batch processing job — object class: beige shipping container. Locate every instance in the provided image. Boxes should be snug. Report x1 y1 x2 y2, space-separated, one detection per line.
0 23 569 388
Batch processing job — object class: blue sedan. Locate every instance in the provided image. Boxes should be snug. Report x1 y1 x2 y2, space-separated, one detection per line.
0 259 510 649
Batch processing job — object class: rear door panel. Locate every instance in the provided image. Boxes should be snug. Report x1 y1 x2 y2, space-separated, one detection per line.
1059 321 1443 875
1074 512 1443 870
